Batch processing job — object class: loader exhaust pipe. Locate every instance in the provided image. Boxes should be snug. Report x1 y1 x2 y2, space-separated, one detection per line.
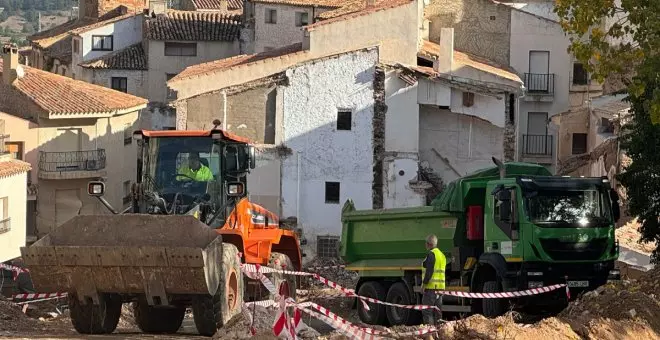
492 157 506 179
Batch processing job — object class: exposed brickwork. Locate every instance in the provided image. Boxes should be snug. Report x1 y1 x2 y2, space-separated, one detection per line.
372 65 386 209
503 92 516 162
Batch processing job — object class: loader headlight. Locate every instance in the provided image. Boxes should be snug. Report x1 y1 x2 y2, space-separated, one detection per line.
87 181 105 196
227 182 245 197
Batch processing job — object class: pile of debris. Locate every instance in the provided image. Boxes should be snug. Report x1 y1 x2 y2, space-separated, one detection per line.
616 218 658 255
212 304 320 340
302 257 359 291
0 297 39 333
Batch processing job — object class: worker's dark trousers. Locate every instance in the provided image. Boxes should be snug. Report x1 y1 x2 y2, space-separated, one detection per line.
421 289 443 325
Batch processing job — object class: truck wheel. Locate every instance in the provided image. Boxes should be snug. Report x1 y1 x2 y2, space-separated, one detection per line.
482 280 507 318
357 281 388 326
133 298 185 333
69 292 122 334
192 243 244 336
269 252 297 301
385 282 421 326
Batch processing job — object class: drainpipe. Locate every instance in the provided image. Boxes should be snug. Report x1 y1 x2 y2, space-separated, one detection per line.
515 93 522 162
222 90 228 130
296 151 301 220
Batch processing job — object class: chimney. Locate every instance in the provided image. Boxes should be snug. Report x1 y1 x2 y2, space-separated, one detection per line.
433 27 454 74
366 0 375 8
149 0 167 15
220 0 228 11
2 43 20 85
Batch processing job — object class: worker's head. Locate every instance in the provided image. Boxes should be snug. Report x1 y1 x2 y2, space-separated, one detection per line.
425 234 438 251
188 152 201 170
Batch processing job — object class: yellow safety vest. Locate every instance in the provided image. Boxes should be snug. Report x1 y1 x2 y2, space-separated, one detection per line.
176 165 213 181
421 248 446 290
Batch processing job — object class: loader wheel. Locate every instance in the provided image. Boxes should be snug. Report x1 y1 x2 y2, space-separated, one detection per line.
268 252 297 301
69 292 122 334
192 243 243 336
482 280 507 318
133 298 185 334
357 281 388 326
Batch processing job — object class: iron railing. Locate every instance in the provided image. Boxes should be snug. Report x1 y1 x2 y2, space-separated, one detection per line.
524 73 555 94
523 134 553 156
0 218 10 234
38 149 106 172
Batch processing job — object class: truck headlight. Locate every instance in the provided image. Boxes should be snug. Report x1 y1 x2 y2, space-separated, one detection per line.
527 271 543 276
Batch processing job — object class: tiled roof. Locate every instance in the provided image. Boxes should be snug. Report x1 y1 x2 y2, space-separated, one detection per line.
170 43 304 82
251 0 343 7
191 0 244 11
80 44 147 70
306 0 412 29
0 60 148 115
145 11 241 41
28 18 94 49
420 40 522 83
70 13 140 36
0 159 31 179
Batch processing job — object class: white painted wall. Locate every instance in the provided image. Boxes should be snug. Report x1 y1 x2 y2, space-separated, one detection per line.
280 48 378 246
80 16 144 62
450 88 505 128
509 10 571 163
0 167 28 262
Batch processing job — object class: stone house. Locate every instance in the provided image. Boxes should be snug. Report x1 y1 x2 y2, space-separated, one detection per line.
0 45 148 237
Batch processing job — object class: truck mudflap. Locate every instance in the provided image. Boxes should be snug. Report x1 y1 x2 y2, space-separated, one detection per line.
20 214 223 306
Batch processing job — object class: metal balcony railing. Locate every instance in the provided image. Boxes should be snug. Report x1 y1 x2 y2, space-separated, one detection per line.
0 218 10 234
523 134 553 156
38 149 106 172
524 73 555 94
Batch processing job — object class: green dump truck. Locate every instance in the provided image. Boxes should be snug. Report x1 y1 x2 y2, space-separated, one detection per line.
340 159 621 326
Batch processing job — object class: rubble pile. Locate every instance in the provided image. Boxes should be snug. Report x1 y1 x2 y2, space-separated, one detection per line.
212 304 320 340
302 257 359 290
0 297 38 332
616 218 658 255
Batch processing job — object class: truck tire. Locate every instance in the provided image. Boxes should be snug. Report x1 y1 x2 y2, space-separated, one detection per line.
192 243 244 336
385 282 421 326
482 280 506 318
69 292 122 334
357 281 388 326
269 252 297 301
133 298 185 334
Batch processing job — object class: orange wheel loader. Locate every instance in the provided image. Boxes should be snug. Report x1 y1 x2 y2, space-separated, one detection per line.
20 124 304 336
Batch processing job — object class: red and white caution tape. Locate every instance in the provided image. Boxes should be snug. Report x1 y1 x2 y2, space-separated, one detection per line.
9 292 67 302
0 263 29 274
437 284 567 299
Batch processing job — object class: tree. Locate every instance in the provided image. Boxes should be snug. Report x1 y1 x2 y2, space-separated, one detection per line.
555 0 660 262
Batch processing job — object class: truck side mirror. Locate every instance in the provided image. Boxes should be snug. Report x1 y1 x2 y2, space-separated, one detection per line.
248 145 256 169
610 189 620 222
227 182 245 197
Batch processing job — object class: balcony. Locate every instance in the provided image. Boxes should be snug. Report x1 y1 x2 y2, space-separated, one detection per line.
522 134 553 164
0 218 9 234
38 149 107 180
524 73 555 101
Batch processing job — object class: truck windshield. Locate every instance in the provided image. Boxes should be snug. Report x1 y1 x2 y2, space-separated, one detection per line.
144 137 221 196
525 188 613 227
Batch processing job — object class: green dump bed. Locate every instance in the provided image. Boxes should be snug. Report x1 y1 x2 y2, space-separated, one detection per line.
339 200 459 271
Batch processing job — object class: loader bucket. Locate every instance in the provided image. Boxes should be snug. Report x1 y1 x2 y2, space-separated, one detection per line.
20 214 224 305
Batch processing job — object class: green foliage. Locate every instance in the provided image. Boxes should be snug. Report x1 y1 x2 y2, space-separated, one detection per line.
555 0 660 262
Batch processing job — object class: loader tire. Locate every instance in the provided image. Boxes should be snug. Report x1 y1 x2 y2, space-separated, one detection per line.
69 292 122 334
268 252 297 301
133 298 185 334
192 243 243 336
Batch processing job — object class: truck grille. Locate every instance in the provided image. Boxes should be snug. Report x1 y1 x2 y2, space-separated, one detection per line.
539 238 609 261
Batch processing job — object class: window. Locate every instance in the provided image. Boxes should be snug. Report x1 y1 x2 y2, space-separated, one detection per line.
462 92 475 107
571 133 588 155
325 182 340 204
164 42 197 57
600 118 614 133
123 123 132 145
337 110 352 130
508 93 515 123
111 77 128 93
0 196 8 234
295 11 308 27
123 180 131 205
166 73 177 99
317 235 340 258
91 35 113 51
265 8 277 24
73 39 79 54
573 62 588 85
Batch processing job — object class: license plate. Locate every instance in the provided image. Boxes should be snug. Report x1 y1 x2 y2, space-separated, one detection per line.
567 280 589 288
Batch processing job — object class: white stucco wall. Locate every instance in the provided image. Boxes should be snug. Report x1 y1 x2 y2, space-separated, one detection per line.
80 16 143 62
280 48 378 245
0 169 28 262
509 10 570 164
450 88 505 128
253 3 333 53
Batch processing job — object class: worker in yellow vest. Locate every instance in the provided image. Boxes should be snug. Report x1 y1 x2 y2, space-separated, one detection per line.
421 234 446 336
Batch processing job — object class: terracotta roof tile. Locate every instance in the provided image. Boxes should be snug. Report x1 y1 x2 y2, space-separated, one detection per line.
80 44 147 70
70 13 140 36
145 10 242 41
171 42 304 82
0 159 31 179
420 40 522 83
0 59 148 115
191 0 244 11
306 0 412 29
251 0 343 7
